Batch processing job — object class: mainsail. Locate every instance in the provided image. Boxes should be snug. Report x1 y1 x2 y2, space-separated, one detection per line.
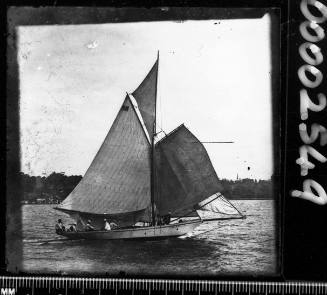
57 95 151 217
154 124 225 216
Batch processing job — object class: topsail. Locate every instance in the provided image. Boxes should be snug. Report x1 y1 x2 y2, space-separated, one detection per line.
132 59 158 139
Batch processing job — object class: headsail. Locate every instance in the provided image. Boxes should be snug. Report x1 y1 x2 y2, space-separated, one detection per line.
154 124 224 216
57 95 151 217
132 59 158 139
197 193 242 215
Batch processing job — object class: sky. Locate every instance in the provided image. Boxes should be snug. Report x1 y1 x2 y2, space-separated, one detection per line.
18 14 274 180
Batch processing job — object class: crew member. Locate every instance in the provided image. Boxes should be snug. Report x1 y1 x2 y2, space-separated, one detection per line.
109 220 118 229
157 217 161 226
163 212 171 225
85 219 95 231
69 223 77 232
55 219 65 234
103 219 111 231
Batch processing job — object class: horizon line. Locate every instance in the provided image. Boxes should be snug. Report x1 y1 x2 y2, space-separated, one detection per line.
19 171 273 181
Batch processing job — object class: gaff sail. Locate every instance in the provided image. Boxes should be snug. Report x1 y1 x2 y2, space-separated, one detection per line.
56 95 152 218
154 124 225 216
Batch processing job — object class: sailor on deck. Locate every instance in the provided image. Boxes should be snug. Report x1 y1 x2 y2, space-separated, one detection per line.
104 219 111 231
110 221 118 229
163 212 171 225
85 219 95 231
55 219 65 234
69 223 77 232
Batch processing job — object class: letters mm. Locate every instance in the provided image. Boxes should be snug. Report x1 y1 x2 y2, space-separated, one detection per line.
1 289 16 295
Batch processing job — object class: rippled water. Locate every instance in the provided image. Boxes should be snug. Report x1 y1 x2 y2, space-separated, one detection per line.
21 200 278 276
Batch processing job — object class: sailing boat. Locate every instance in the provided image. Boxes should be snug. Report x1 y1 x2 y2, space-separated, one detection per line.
55 53 243 240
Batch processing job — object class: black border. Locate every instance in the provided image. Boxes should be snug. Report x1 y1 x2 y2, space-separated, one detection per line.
2 0 297 282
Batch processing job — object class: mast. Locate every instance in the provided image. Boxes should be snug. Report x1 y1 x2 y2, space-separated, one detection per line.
151 51 159 226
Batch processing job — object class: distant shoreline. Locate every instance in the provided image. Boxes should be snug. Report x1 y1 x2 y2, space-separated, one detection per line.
21 198 274 205
18 172 274 204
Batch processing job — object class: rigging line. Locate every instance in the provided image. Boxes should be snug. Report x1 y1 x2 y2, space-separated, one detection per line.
221 195 245 217
200 141 234 144
201 216 245 222
155 127 167 138
170 193 223 223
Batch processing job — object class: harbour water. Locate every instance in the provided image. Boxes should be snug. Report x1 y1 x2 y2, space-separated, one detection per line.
21 200 278 276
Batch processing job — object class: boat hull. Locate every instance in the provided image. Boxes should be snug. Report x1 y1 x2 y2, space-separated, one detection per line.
58 220 202 240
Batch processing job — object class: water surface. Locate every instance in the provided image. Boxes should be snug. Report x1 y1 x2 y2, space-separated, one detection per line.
21 200 278 276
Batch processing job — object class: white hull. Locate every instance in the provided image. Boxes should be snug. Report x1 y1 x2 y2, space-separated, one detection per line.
58 220 202 240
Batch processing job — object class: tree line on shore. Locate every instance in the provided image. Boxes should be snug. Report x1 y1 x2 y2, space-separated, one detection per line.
219 178 273 199
19 172 273 203
19 172 82 203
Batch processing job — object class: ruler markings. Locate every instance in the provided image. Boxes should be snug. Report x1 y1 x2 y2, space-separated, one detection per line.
1 277 327 295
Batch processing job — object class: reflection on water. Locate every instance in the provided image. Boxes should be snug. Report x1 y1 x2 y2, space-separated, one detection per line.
21 200 278 276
